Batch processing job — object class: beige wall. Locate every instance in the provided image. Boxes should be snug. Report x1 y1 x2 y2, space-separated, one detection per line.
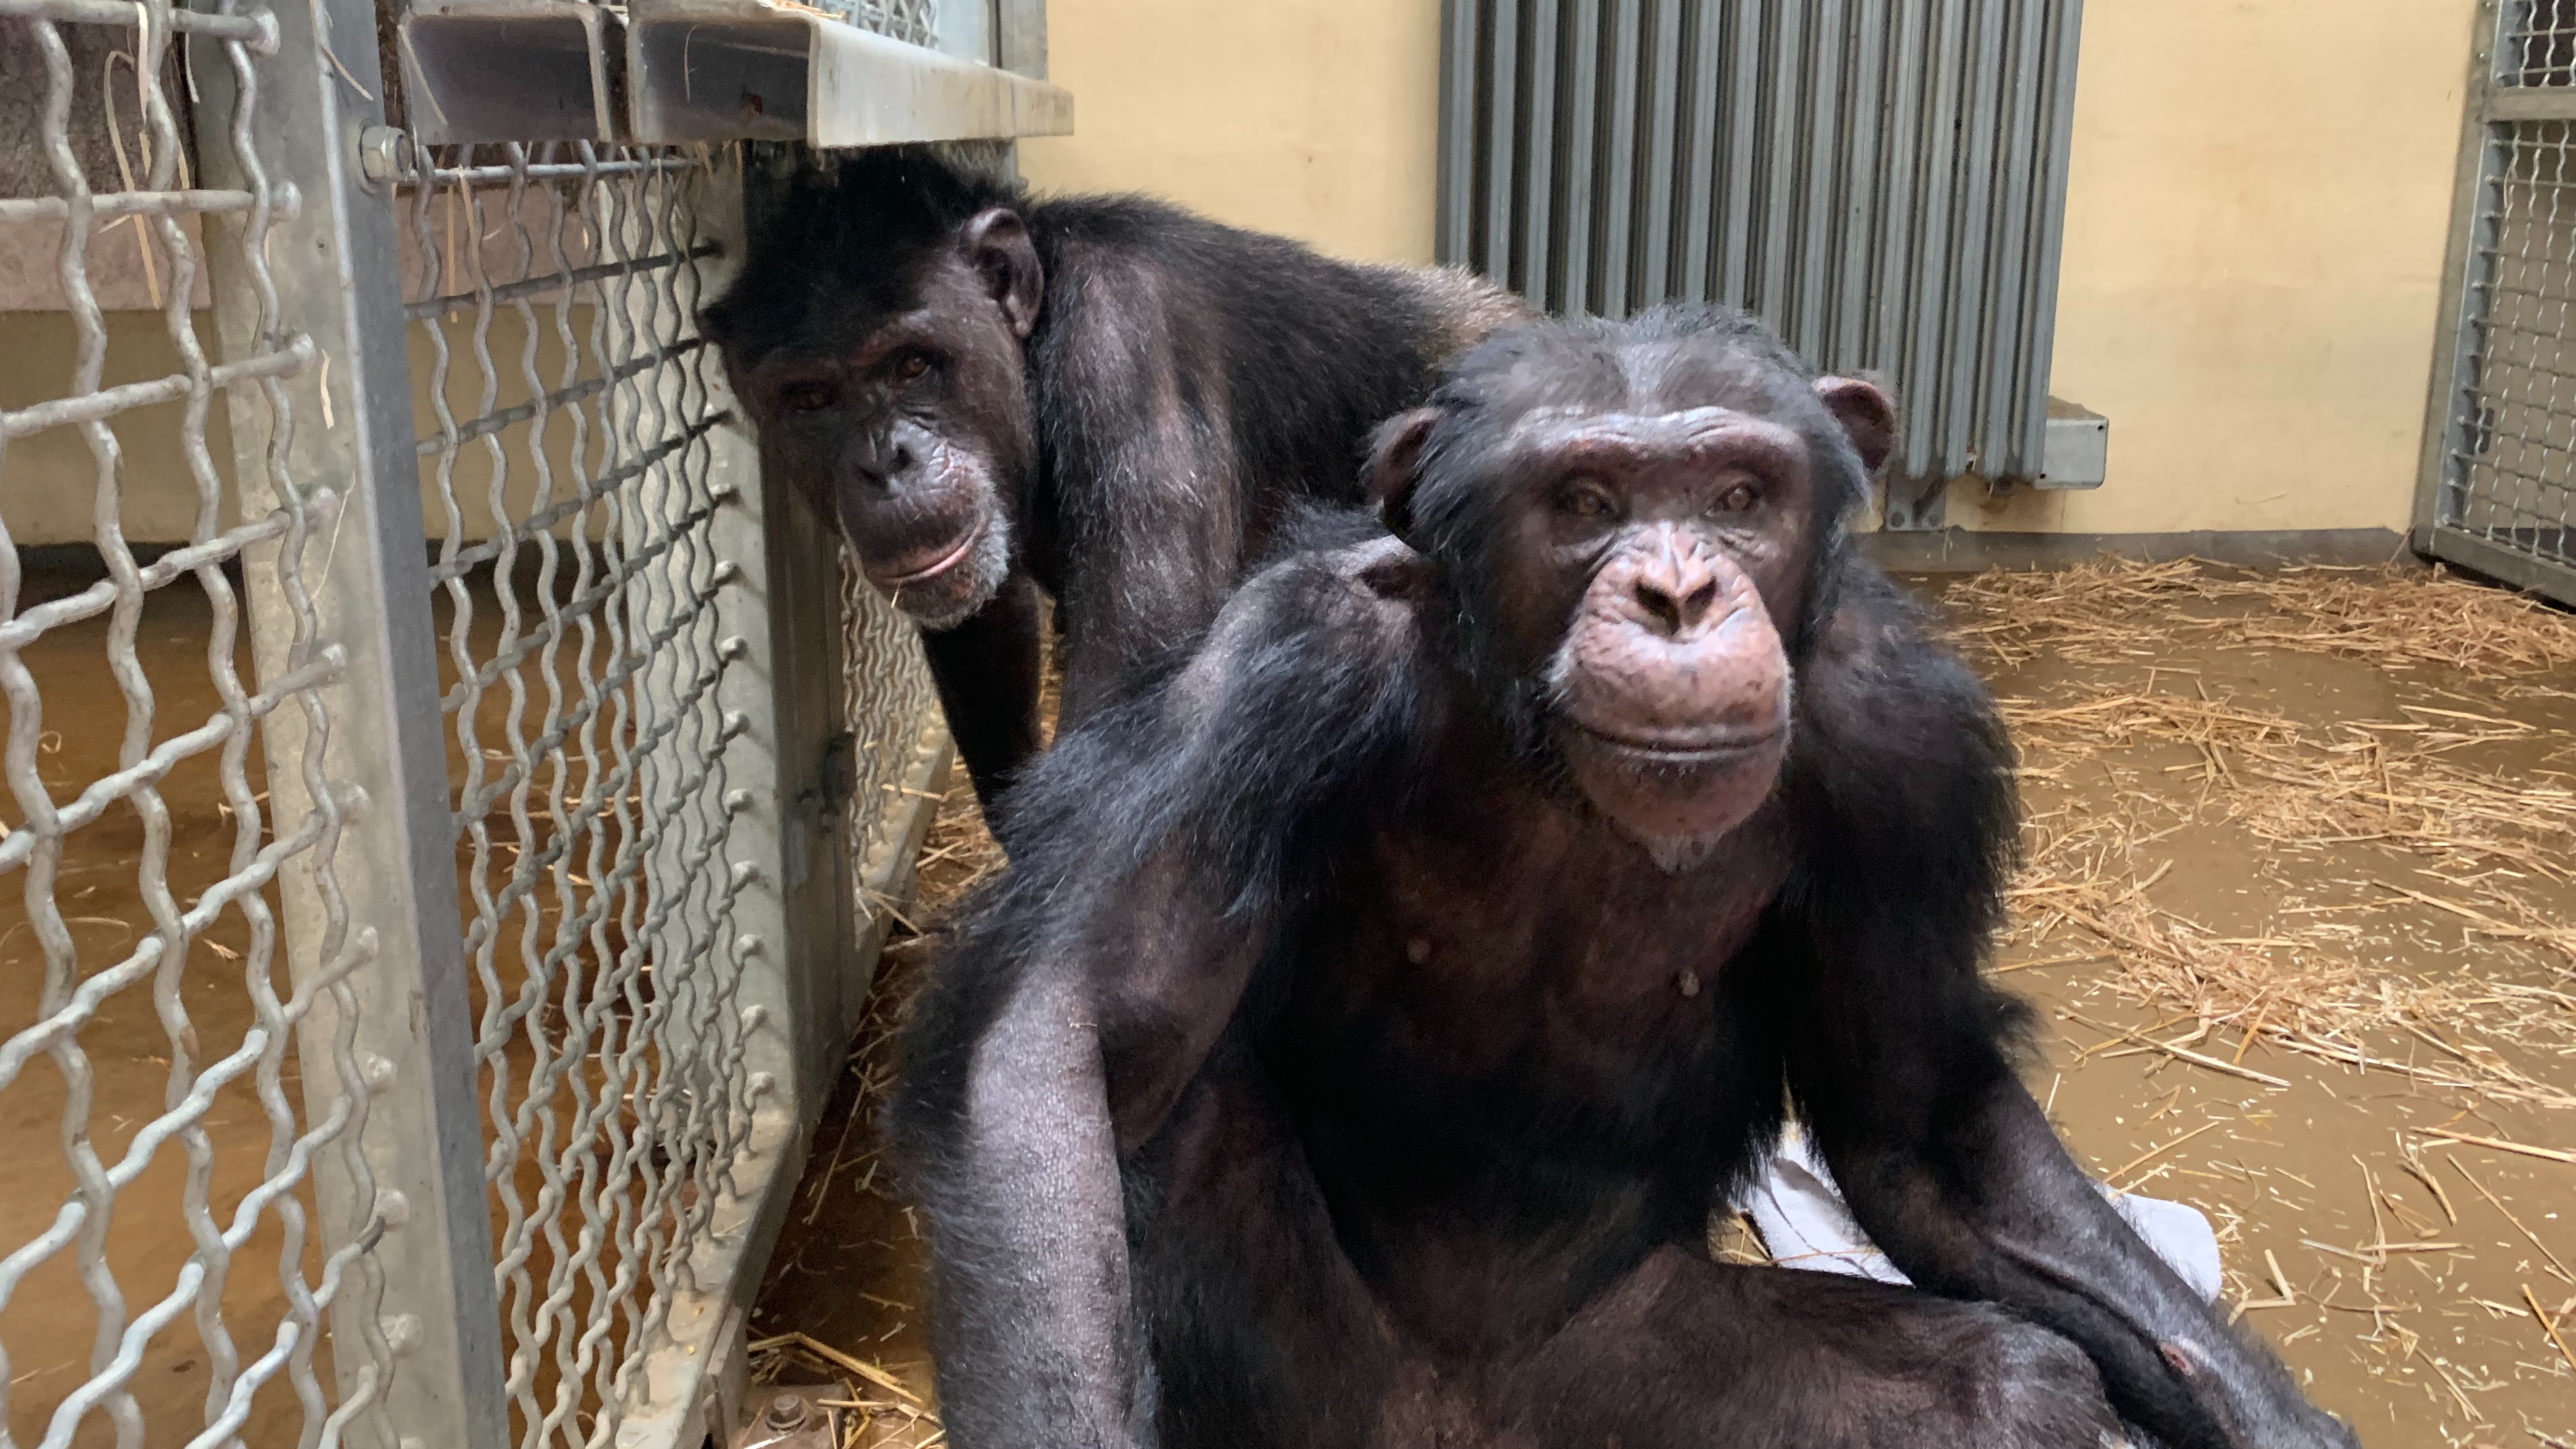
1017 0 1446 266
1022 0 2480 537
1964 0 2477 535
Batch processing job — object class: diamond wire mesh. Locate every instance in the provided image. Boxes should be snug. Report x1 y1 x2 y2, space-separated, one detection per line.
2502 0 2576 88
803 0 937 49
2442 119 2576 578
399 141 772 1448
0 1 396 1446
838 553 936 927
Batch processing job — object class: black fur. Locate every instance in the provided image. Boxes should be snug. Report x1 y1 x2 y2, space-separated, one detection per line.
893 309 2358 1449
704 148 1522 812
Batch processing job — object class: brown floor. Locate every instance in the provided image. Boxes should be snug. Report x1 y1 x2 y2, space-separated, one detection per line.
749 563 2576 1449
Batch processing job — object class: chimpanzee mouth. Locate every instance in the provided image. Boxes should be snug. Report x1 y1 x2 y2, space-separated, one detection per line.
864 517 988 588
1567 720 1784 767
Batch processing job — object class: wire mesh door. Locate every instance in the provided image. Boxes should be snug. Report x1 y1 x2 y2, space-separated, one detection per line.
2418 0 2576 603
0 0 949 1445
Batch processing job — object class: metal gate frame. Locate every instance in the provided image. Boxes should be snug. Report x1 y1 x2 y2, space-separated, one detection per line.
0 1 1062 1446
2417 0 2576 604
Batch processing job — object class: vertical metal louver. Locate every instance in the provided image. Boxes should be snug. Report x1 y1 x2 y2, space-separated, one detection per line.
1438 0 2086 528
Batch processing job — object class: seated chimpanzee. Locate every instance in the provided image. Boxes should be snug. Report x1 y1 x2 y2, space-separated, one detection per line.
893 308 2359 1449
698 148 1525 811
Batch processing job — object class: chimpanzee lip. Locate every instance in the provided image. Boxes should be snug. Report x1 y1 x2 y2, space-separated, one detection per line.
1567 719 1783 765
865 517 987 588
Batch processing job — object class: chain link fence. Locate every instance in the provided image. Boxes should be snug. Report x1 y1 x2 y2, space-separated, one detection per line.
0 0 981 1444
2419 1 2576 603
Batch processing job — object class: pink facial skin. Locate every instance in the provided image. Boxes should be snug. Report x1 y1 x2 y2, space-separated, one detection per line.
1552 523 1791 852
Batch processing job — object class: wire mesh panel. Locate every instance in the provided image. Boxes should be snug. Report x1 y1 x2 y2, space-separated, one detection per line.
811 0 938 48
2419 7 2576 602
400 141 765 1448
839 553 937 930
0 0 434 1445
2502 0 2576 87
1 0 1002 1441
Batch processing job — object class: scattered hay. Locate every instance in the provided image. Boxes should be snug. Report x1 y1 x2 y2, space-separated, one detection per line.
1938 557 2576 1110
1945 555 2576 679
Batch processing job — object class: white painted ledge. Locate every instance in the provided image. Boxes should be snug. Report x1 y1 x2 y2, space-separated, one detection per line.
627 0 1074 147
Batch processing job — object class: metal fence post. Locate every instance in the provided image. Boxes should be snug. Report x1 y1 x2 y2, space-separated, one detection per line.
192 0 511 1441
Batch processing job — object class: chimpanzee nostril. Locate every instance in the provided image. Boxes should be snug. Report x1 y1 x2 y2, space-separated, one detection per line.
1681 579 1719 627
1634 580 1684 636
889 440 917 476
1634 575 1721 637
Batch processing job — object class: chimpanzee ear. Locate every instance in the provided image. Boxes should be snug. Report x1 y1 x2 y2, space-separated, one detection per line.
960 206 1043 340
1365 407 1441 545
1814 376 1897 476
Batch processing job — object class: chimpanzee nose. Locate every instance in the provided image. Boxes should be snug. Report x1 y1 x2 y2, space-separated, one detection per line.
843 429 917 492
1630 538 1725 638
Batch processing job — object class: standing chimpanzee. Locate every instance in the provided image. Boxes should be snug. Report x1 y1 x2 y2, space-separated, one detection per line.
698 148 1525 809
893 307 2361 1449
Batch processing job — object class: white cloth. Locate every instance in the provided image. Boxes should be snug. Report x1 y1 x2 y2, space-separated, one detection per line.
1735 1128 2224 1302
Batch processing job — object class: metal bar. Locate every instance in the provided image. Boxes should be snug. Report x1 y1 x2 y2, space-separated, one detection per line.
1870 0 1928 367
1676 0 1722 302
1895 0 1968 509
1758 0 1804 324
2009 0 2085 479
1600 0 1642 315
1438 0 1477 265
413 339 706 456
0 0 270 41
2 340 310 440
1562 0 1600 312
1639 0 1682 302
1793 0 1844 359
1717 0 1760 304
0 186 299 224
192 0 512 1441
1486 0 1519 284
1525 0 1561 307
2483 86 2576 120
1936 0 2006 475
2417 521 2576 596
1835 0 1889 367
1979 0 2045 474
402 243 720 320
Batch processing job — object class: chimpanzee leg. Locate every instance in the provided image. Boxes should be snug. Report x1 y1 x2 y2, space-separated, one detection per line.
918 572 1046 813
1495 1250 2119 1449
1129 1062 1455 1449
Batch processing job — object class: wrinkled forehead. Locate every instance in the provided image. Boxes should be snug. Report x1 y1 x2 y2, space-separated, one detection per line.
1484 336 1810 427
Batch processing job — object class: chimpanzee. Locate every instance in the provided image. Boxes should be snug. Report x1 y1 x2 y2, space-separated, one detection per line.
891 307 2361 1449
698 148 1525 809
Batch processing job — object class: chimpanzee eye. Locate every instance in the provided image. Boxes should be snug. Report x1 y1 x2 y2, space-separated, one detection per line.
1710 481 1759 515
1556 482 1617 519
779 382 836 414
891 350 934 383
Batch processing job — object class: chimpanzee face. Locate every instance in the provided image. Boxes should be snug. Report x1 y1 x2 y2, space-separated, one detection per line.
717 209 1042 631
1372 326 1894 868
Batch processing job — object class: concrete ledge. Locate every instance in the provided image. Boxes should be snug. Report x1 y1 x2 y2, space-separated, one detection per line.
1861 528 2416 574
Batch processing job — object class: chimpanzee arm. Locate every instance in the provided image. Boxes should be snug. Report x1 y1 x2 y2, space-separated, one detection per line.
891 539 1427 1449
1779 569 2356 1449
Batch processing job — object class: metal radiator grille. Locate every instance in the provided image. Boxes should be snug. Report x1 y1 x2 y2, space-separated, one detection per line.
0 0 382 1445
1439 0 2085 525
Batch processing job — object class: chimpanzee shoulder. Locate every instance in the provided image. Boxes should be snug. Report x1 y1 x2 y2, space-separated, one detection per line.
1779 555 2020 963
